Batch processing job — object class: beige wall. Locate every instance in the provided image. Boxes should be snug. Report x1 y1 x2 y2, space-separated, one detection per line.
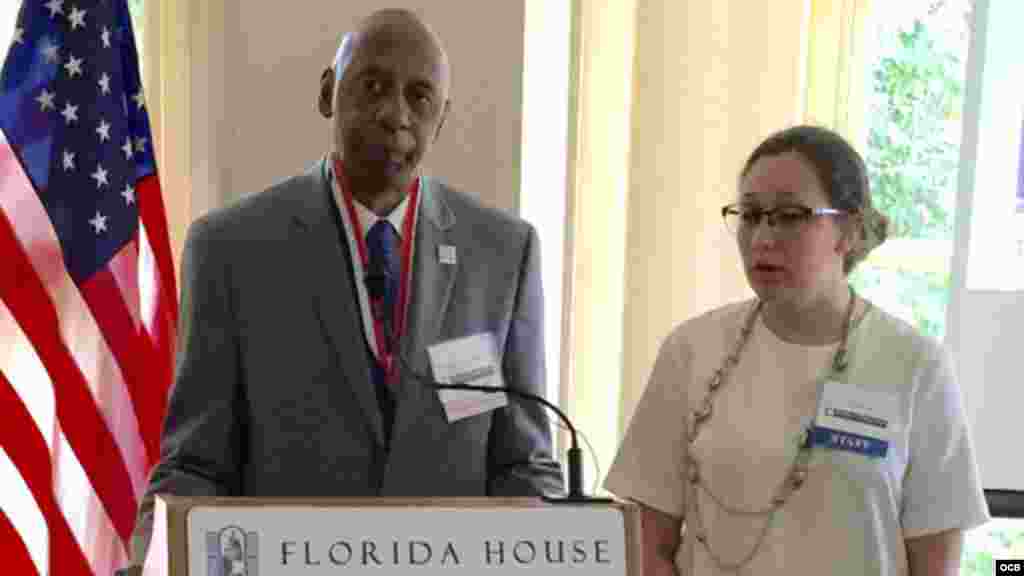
565 0 812 475
562 0 638 488
228 1 526 211
618 0 810 431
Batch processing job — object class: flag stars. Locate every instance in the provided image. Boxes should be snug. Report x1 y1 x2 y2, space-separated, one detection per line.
45 0 64 19
96 119 111 142
7 0 161 275
64 54 83 78
40 40 60 64
60 102 79 124
91 164 109 188
36 89 56 112
89 211 108 235
98 73 111 95
68 6 88 31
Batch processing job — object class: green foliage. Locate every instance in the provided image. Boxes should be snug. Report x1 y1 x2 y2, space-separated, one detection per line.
961 523 1024 576
127 0 145 22
849 264 949 338
866 18 962 241
857 4 1024 567
851 0 970 340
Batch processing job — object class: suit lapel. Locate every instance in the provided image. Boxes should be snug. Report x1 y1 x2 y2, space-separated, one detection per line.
293 159 385 447
402 176 456 380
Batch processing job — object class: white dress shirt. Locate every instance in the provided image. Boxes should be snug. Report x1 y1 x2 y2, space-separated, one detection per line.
331 168 420 361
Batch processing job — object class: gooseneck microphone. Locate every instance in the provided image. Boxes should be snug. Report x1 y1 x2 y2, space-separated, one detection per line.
393 352 610 504
365 265 610 504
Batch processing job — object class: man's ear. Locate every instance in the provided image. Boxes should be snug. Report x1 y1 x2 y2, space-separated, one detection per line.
318 68 334 118
433 99 451 143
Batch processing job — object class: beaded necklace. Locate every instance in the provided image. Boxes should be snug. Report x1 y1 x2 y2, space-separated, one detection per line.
686 289 863 572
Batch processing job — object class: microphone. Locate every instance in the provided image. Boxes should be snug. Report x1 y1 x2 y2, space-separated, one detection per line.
417 376 610 504
365 258 394 330
365 267 607 503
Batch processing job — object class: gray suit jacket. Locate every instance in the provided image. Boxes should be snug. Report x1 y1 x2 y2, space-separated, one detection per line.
131 159 563 561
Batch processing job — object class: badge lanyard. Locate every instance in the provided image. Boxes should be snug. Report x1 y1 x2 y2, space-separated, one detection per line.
335 158 418 377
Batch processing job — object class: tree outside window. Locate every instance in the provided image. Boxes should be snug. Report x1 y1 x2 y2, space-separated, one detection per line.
853 1 1024 572
850 0 970 341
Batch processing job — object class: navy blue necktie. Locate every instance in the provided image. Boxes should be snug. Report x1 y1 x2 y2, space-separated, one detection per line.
366 219 400 352
365 220 400 444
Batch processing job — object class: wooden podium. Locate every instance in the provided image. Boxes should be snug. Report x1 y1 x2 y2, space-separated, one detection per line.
140 495 642 576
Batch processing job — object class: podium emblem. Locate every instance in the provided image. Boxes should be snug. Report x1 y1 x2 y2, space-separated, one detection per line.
206 525 258 576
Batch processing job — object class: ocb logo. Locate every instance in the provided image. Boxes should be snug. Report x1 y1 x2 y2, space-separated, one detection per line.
998 559 1023 573
206 525 258 576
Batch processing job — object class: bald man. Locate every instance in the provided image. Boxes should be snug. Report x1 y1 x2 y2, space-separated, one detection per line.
128 8 563 567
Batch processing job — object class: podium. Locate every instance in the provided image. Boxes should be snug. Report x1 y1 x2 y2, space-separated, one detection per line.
140 495 642 576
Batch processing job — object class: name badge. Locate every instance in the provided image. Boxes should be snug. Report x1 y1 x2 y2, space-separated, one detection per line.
438 244 457 265
427 333 507 423
810 381 899 459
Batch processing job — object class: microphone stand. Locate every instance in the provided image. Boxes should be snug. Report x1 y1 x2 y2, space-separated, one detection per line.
391 350 612 504
366 264 610 503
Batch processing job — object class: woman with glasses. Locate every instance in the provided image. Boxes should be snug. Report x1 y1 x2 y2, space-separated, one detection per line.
604 125 989 575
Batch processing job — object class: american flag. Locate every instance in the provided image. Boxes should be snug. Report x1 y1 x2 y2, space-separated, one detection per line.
0 1 177 574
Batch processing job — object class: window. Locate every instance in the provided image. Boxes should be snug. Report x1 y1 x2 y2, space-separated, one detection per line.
963 517 1024 575
848 0 971 341
853 1 1024 572
947 0 1024 569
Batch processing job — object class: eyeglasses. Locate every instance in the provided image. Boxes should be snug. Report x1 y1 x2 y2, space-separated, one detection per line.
721 203 847 238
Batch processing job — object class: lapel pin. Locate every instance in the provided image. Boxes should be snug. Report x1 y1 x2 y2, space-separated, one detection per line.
438 244 457 265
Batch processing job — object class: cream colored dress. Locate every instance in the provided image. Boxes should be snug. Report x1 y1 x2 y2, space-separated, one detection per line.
604 299 989 575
